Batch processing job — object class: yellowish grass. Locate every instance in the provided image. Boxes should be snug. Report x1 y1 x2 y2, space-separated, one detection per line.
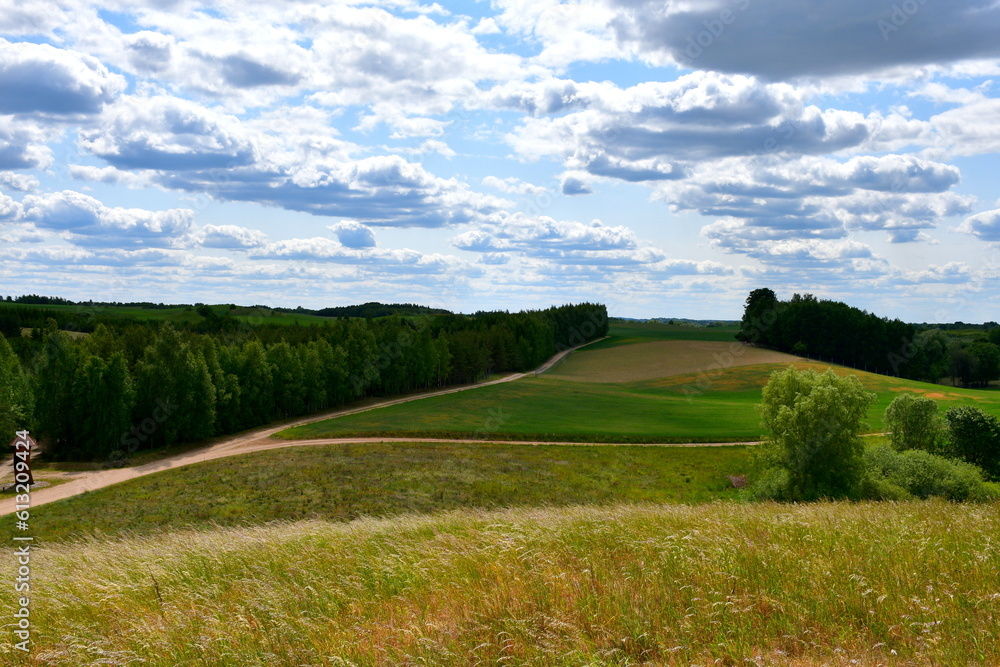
6 500 999 665
546 340 803 383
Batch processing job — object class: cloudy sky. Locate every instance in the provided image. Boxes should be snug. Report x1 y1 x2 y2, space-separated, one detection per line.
2 0 999 320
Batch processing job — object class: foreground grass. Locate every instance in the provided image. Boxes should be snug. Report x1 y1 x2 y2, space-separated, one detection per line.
25 443 749 542
6 501 998 665
281 362 1000 443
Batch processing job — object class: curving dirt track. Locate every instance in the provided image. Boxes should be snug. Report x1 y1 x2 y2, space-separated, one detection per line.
1 338 756 516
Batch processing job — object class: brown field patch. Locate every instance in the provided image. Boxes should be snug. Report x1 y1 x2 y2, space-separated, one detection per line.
20 327 88 339
545 340 804 383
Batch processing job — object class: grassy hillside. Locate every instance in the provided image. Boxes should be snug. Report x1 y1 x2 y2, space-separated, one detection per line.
279 374 767 443
586 321 740 350
24 443 750 543
279 361 1000 444
10 501 999 665
546 340 799 383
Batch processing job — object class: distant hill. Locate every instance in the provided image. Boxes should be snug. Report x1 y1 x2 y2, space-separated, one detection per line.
310 302 452 318
612 317 739 328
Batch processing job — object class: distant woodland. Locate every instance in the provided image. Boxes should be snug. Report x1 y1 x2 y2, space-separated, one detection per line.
738 288 1000 387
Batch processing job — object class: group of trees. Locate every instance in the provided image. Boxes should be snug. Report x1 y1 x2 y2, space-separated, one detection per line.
901 328 1000 387
738 288 1000 387
738 289 916 374
751 367 1000 502
1 302 608 460
886 396 1000 480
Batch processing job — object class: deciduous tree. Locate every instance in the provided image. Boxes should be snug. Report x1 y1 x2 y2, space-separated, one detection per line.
884 393 946 453
756 367 876 500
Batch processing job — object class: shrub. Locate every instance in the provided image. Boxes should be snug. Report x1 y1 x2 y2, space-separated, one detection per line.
744 467 791 501
884 393 946 453
945 406 1000 479
863 444 999 502
753 367 876 500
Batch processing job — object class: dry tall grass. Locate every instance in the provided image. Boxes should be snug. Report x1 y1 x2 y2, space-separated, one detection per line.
3 501 999 665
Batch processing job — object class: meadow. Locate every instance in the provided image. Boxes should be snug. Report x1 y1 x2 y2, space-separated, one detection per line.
6 501 998 665
9 319 1000 666
279 360 1000 444
23 443 750 543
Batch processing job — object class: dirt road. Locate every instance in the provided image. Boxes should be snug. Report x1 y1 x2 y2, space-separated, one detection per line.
1 338 754 516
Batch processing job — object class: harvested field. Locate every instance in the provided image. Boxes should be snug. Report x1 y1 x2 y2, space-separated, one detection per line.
546 340 803 383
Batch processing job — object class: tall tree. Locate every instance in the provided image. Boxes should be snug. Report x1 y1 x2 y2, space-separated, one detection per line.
884 393 946 453
0 334 32 439
755 367 876 500
737 288 779 346
237 340 274 427
132 324 216 449
71 351 135 459
32 323 80 457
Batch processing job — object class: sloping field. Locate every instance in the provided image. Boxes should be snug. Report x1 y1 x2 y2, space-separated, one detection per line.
281 361 1000 444
10 501 999 665
584 321 740 350
546 340 803 383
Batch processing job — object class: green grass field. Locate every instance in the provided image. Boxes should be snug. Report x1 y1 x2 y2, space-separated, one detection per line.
23 443 750 543
279 361 1000 444
280 375 767 443
9 501 999 665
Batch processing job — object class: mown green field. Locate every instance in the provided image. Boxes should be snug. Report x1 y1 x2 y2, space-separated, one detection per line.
25 443 750 543
279 361 1000 443
9 501 999 665
281 375 766 443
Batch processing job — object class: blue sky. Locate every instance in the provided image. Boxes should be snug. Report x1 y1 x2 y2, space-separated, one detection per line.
1 0 1000 320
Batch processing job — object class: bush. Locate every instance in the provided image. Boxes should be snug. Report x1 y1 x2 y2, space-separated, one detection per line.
884 393 946 453
863 444 999 502
752 367 876 500
945 406 1000 479
857 474 913 501
743 467 791 501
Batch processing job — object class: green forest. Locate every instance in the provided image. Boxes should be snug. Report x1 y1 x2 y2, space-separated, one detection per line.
0 301 608 460
738 288 1000 387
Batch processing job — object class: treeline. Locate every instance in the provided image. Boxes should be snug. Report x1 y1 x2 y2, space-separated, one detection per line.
0 302 607 460
738 289 915 373
737 288 1000 386
0 303 100 336
913 328 1000 388
0 300 174 336
310 302 452 319
0 299 455 337
0 294 76 305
